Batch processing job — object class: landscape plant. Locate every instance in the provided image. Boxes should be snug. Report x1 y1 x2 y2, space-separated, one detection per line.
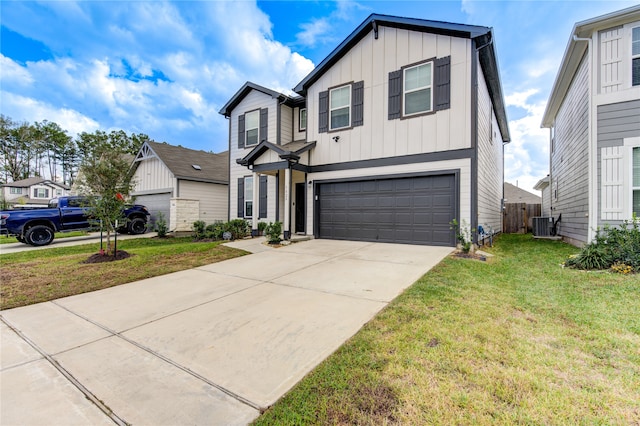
192 219 251 241
449 218 473 253
154 212 168 237
264 221 283 244
564 217 640 272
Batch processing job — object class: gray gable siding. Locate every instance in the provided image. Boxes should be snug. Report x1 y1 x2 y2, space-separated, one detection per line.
551 54 590 244
597 99 640 226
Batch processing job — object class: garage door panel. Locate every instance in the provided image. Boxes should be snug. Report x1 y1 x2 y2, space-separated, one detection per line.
318 174 456 246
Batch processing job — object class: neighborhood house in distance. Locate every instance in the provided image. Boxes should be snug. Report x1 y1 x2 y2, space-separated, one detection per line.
220 14 510 247
130 141 229 232
541 5 640 246
1 177 71 209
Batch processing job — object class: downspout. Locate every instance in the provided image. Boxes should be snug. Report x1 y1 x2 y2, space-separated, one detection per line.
573 34 595 242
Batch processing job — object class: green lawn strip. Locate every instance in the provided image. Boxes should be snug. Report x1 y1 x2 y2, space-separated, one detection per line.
0 237 248 310
254 234 640 425
0 231 89 244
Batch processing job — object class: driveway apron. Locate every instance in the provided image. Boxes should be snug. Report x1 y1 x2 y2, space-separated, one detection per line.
1 239 453 425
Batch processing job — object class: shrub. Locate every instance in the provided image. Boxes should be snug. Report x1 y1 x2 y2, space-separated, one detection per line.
154 212 168 237
192 220 206 240
265 221 283 244
449 219 473 253
258 221 268 234
225 219 251 240
565 217 640 272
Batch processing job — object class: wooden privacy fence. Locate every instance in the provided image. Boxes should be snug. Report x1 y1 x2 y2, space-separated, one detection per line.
503 203 541 234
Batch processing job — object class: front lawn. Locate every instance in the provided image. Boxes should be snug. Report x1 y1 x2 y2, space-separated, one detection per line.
254 234 640 425
0 237 247 310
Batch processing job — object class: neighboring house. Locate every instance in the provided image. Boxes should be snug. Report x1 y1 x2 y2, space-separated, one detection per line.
131 141 229 231
533 176 552 217
220 14 510 246
1 177 70 209
541 5 640 246
504 182 542 205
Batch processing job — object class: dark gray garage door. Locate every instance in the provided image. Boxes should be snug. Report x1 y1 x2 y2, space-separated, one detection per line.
134 192 171 228
317 174 456 246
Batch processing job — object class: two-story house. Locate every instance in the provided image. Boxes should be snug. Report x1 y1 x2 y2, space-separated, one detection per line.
541 5 640 246
220 14 510 246
1 177 70 209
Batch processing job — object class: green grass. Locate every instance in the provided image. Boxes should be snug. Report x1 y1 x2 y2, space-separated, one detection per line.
0 230 89 244
254 234 640 425
0 236 247 310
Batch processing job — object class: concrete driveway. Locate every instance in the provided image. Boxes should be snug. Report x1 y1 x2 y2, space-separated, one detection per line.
1 238 453 425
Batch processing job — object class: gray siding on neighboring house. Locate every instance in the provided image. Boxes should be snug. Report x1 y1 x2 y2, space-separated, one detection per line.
551 54 590 244
597 99 640 225
476 65 504 234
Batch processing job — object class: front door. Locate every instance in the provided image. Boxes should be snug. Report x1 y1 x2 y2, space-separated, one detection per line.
295 183 305 233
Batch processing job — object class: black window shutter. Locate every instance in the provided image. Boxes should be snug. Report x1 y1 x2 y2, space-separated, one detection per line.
318 90 329 133
259 175 268 218
388 70 402 119
434 56 451 111
238 114 245 149
352 81 364 127
260 108 268 142
237 178 244 218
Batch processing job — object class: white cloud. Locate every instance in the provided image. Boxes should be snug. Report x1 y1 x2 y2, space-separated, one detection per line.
296 18 332 48
1 91 99 135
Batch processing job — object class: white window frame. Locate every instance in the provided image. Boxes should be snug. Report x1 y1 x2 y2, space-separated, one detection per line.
244 176 253 218
10 187 22 194
299 108 307 131
33 188 49 198
632 25 640 87
329 84 351 131
624 137 640 218
245 110 260 146
402 61 434 117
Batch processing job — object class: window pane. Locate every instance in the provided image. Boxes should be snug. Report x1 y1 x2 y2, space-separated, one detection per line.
633 27 640 56
300 109 307 130
245 177 253 200
246 128 258 145
405 88 431 115
330 86 350 108
633 58 640 87
245 201 253 217
633 147 640 187
633 190 640 216
246 110 259 128
331 107 350 129
405 64 431 91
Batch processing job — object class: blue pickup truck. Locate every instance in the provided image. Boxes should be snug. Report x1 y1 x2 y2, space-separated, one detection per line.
0 196 150 246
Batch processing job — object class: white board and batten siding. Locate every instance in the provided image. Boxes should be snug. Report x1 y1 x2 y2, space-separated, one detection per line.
306 26 472 166
476 65 504 233
228 90 279 223
551 54 590 244
132 156 175 194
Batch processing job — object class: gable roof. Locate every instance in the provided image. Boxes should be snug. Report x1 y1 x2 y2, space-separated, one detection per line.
134 141 229 184
237 140 317 166
541 5 640 127
1 177 70 190
292 13 509 142
504 182 541 204
219 81 304 118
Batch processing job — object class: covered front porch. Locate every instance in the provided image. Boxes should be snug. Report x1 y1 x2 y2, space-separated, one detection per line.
237 140 315 240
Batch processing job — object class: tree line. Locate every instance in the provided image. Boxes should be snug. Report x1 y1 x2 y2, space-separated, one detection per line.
0 114 150 185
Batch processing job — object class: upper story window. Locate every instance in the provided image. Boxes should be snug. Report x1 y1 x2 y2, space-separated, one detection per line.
388 56 450 120
245 110 260 146
33 188 49 198
632 26 640 86
10 187 22 194
330 85 351 130
403 62 433 116
299 108 307 131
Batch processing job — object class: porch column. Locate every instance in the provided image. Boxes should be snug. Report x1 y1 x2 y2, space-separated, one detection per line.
283 167 291 240
252 171 259 235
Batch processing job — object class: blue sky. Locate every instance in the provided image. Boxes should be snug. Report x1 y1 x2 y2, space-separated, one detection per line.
1 0 637 192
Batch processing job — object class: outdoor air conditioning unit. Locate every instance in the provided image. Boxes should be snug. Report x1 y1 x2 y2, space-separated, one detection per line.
532 217 553 237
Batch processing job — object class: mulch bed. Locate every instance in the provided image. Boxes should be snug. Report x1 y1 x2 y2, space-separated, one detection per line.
82 250 132 264
453 251 488 262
